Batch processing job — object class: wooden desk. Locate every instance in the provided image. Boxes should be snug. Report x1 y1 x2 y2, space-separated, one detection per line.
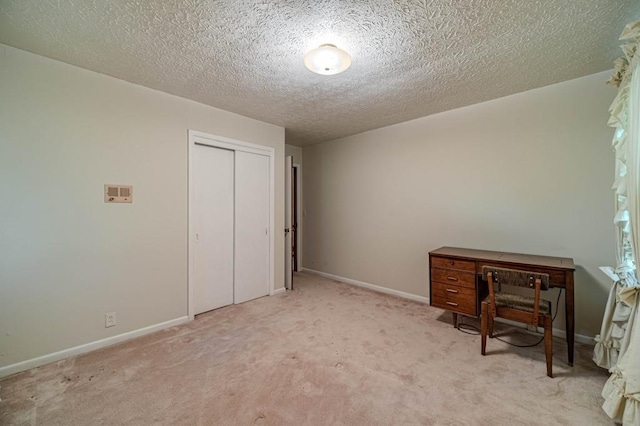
428 246 576 366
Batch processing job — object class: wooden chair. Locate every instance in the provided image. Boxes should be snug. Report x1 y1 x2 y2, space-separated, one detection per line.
480 266 554 377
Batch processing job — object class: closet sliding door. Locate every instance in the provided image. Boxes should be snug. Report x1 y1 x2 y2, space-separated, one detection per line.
234 151 270 304
189 131 274 319
192 144 234 315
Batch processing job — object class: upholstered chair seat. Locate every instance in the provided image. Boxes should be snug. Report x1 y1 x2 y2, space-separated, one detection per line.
486 292 551 315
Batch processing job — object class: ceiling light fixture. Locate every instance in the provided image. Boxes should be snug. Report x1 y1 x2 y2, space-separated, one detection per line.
304 44 351 76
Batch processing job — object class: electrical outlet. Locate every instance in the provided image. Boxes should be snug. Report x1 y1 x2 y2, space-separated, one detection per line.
105 312 116 328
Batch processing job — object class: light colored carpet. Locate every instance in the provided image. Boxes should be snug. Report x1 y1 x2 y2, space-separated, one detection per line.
1 272 611 425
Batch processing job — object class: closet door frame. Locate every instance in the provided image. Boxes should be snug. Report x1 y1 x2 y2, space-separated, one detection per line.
187 130 275 321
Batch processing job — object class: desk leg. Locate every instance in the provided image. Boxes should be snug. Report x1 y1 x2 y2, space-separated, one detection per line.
565 272 574 366
452 312 458 328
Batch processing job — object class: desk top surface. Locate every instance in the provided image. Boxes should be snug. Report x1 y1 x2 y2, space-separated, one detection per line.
429 246 575 271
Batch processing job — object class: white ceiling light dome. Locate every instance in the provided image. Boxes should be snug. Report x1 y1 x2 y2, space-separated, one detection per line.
304 44 351 76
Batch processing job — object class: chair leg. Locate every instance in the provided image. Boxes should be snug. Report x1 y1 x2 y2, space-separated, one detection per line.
544 315 553 378
481 302 487 355
488 312 494 338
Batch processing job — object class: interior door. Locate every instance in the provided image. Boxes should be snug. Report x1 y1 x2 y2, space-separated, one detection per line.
234 150 270 303
193 144 235 314
292 164 298 272
285 156 293 290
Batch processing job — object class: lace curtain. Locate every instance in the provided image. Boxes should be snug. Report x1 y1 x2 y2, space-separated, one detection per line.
593 21 640 425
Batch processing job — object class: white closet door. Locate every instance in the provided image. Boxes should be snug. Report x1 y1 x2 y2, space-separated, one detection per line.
234 150 270 304
193 144 234 314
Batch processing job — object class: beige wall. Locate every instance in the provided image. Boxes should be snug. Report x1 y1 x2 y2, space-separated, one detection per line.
0 44 285 370
285 144 303 164
302 71 616 338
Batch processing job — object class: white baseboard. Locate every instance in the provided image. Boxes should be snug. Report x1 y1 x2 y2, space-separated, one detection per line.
301 268 595 346
0 316 190 379
572 332 596 346
301 267 429 304
271 287 286 296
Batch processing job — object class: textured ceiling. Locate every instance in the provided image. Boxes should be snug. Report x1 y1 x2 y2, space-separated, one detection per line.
0 1 638 146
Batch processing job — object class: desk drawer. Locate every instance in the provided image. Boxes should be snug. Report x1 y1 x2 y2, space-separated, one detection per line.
431 256 475 272
431 267 475 289
431 281 476 316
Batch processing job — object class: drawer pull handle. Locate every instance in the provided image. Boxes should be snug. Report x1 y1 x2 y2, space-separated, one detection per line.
446 288 458 294
447 276 458 281
446 302 458 307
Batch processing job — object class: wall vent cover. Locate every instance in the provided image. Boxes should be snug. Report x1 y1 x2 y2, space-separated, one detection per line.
104 184 133 203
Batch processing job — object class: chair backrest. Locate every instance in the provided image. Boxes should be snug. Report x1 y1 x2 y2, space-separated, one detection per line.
481 266 550 290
